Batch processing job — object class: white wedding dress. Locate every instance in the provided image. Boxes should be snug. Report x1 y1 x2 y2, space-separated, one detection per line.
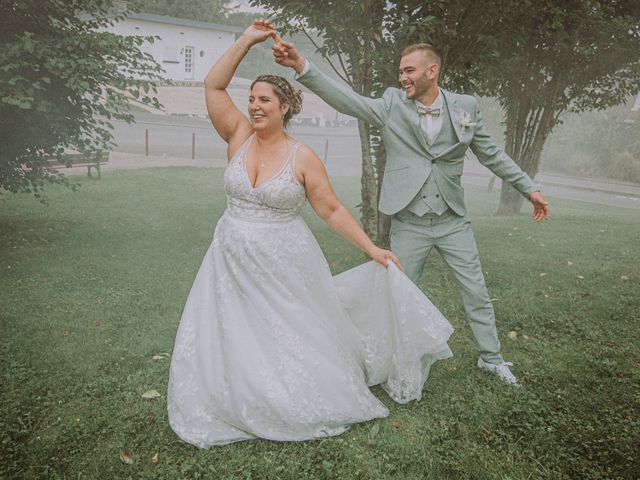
167 134 453 448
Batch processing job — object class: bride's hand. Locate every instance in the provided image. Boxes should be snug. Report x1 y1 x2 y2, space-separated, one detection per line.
368 247 403 271
242 20 278 47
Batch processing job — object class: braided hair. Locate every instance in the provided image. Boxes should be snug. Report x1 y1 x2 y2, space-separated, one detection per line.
251 75 303 128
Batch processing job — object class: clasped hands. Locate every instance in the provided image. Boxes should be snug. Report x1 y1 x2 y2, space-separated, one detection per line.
242 20 306 73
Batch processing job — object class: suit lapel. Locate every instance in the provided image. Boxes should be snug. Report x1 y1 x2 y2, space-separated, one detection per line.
442 90 462 143
402 95 430 153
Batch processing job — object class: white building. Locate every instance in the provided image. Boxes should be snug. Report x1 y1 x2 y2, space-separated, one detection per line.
105 12 241 83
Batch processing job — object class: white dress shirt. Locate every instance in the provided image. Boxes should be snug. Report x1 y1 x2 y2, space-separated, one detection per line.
296 60 311 77
415 89 444 144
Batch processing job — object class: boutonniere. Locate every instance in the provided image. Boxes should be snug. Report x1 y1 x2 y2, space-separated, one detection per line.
460 111 477 133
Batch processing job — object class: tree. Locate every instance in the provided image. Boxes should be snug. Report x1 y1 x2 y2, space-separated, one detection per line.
0 0 163 200
476 0 640 214
250 0 391 244
370 0 640 215
251 0 512 244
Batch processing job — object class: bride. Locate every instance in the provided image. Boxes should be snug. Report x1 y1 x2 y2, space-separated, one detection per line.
167 20 454 448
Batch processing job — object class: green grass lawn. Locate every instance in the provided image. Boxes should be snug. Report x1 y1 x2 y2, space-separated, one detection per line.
1 168 638 480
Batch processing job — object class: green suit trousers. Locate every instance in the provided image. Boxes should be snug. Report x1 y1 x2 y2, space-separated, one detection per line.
391 209 503 364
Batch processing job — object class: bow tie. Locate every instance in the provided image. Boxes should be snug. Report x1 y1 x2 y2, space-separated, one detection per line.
417 106 441 117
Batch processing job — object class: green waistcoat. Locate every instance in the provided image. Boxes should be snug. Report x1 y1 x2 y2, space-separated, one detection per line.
405 97 458 216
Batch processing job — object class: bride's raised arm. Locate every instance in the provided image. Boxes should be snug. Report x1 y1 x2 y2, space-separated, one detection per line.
204 20 277 153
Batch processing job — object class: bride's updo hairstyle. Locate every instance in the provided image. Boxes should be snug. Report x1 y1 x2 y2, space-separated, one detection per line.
251 75 303 128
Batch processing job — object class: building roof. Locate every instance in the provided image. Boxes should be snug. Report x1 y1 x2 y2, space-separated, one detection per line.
126 12 242 33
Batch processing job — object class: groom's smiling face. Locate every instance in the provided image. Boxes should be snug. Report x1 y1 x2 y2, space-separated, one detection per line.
399 51 437 101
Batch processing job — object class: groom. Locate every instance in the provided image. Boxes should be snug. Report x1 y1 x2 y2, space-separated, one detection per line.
273 41 550 386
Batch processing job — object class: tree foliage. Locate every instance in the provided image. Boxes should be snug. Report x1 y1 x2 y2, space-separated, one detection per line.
125 0 258 27
253 0 640 223
477 0 640 214
372 0 640 214
0 0 164 199
250 0 508 242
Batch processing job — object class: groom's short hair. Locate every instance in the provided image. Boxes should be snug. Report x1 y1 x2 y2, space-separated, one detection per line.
401 43 441 69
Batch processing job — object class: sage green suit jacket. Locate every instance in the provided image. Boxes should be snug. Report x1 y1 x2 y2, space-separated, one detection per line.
297 63 537 216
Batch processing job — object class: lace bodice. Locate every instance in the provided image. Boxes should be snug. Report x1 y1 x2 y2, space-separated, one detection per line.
223 134 306 221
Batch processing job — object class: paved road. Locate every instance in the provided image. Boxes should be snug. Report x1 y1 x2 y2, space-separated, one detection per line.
107 114 640 210
111 113 359 162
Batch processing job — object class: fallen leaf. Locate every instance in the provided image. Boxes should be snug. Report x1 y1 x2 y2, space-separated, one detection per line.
142 390 161 399
152 355 165 361
92 320 101 327
119 451 133 464
544 294 549 298
567 261 573 266
577 275 584 280
508 233 513 236
539 273 547 277
60 330 70 337
523 335 530 340
152 452 159 464
539 243 545 247
620 275 628 281
508 331 518 339
390 420 402 430
161 352 171 357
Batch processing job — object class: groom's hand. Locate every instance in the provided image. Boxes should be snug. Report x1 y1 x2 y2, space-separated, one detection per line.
529 192 550 221
272 40 306 74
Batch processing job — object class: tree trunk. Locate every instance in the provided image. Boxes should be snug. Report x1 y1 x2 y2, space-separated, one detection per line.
496 184 525 215
487 176 497 192
377 213 391 248
497 96 556 215
357 120 379 239
373 134 390 247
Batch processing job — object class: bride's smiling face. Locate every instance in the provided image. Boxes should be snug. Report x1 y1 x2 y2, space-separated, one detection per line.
248 82 289 131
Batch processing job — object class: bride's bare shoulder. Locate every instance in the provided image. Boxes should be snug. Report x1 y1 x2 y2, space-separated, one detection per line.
293 142 322 166
291 142 328 185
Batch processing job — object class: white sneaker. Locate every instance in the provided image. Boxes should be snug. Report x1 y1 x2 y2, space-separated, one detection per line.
477 357 521 386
